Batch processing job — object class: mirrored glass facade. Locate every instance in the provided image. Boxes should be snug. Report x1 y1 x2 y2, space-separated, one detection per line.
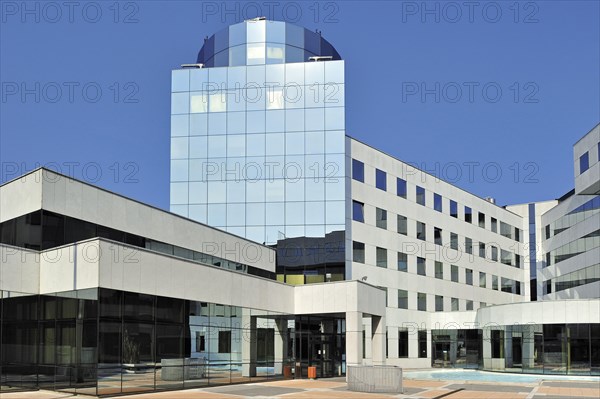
171 20 346 284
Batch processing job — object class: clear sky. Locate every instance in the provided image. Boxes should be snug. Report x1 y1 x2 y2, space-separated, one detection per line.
1 1 598 209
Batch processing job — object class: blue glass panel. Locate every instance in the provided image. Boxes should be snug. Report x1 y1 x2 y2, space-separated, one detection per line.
352 201 364 222
266 44 285 64
227 135 246 157
247 43 265 65
229 45 247 67
580 152 590 174
285 63 304 86
265 64 285 85
246 226 265 243
304 30 320 55
285 23 304 48
214 49 229 66
325 179 345 200
189 205 207 223
208 113 227 134
246 86 266 111
325 154 345 177
188 159 207 181
305 179 325 201
325 107 344 130
229 22 246 47
305 154 325 179
285 45 304 63
325 61 344 84
208 68 227 88
246 203 265 225
227 111 246 134
227 66 246 89
215 28 229 53
207 181 227 203
265 179 284 201
266 133 284 155
189 114 208 136
208 135 227 157
189 136 207 158
247 20 266 43
266 21 285 43
171 182 188 204
190 69 209 91
171 115 189 137
246 180 265 202
285 155 305 178
305 131 325 154
265 156 284 179
305 201 325 225
325 83 344 107
247 65 266 87
284 83 304 109
247 111 266 134
397 178 407 198
266 110 285 132
171 160 188 182
285 132 304 155
189 182 208 204
285 180 304 202
324 130 345 153
171 137 188 159
305 62 325 85
171 205 188 218
285 109 304 131
246 134 265 156
286 202 305 225
172 70 190 92
208 204 226 226
326 201 345 224
171 93 190 114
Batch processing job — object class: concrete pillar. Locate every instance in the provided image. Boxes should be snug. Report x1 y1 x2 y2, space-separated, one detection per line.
273 318 288 375
242 311 257 377
387 327 398 361
345 311 363 367
522 325 535 369
372 315 386 366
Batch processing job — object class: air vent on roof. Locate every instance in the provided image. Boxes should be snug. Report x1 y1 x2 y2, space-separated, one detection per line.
308 56 333 62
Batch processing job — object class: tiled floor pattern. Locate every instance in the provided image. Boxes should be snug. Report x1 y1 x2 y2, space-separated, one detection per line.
0 377 597 398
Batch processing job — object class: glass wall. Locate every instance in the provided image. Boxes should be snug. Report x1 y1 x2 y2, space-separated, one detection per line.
481 323 600 375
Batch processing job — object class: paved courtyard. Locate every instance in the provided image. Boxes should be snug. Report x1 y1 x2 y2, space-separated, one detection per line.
1 377 598 398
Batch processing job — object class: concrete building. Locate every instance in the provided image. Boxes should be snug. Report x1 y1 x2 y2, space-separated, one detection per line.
0 19 598 396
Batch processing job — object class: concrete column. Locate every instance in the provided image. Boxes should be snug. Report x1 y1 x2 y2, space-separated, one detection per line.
242 311 257 377
372 315 386 366
522 325 535 369
273 318 288 375
387 327 398 361
345 311 363 367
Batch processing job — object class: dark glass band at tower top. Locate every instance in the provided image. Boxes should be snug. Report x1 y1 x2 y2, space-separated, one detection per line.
197 20 342 67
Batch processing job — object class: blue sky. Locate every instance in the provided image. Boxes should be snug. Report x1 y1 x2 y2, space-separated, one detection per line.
1 1 598 209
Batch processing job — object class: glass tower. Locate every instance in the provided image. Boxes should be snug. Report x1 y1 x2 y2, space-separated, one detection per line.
170 19 347 283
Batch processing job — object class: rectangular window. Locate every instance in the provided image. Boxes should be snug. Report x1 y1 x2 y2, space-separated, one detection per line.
479 272 486 288
514 227 521 242
376 247 387 268
545 224 550 239
491 330 504 358
352 200 364 222
465 206 472 223
376 208 387 229
397 252 408 272
417 293 427 311
196 332 206 352
450 200 458 218
434 227 442 245
466 300 474 310
491 217 498 233
417 257 426 276
218 330 231 353
376 169 386 191
465 237 473 254
451 265 459 282
515 254 521 268
480 302 487 308
466 268 473 285
397 178 407 198
450 233 458 250
398 329 408 357
435 261 443 279
352 159 364 182
580 152 590 174
501 249 513 266
492 275 498 290
491 246 498 261
435 295 444 311
353 241 365 263
434 193 442 212
451 297 459 311
398 289 408 309
416 221 426 241
546 252 551 266
418 330 427 358
478 212 485 228
500 222 512 239
479 242 486 258
416 186 426 206
397 214 407 235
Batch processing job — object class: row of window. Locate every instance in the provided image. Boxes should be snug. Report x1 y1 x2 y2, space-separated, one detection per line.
352 205 521 268
545 196 600 239
351 159 522 242
545 264 600 295
545 229 600 266
397 290 482 312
